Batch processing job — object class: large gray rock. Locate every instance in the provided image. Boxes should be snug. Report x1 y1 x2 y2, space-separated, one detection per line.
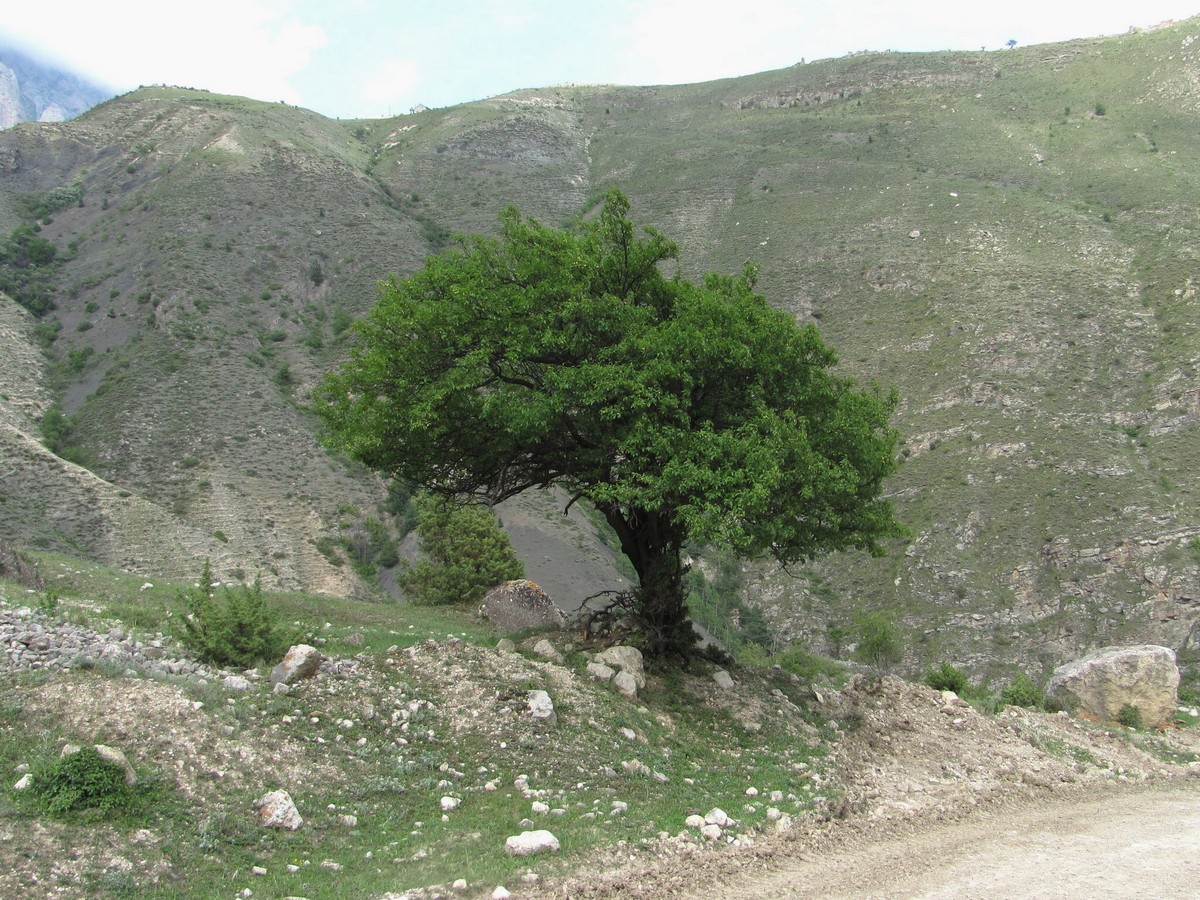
270 644 323 685
504 829 561 856
1045 645 1179 726
527 690 557 725
594 645 645 690
254 789 303 830
479 580 566 632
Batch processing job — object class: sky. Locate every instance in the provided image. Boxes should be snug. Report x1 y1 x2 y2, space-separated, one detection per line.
4 1 1199 120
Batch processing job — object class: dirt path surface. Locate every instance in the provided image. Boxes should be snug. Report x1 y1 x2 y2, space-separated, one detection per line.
702 786 1200 898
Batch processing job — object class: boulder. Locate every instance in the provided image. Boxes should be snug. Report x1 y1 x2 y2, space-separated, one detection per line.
586 661 616 682
479 580 566 632
270 644 323 685
253 789 303 830
613 670 639 700
712 669 735 690
1045 645 1179 726
527 689 557 725
532 639 564 664
504 829 560 856
594 645 645 689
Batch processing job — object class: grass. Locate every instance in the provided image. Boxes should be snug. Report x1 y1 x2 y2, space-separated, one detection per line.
0 556 840 897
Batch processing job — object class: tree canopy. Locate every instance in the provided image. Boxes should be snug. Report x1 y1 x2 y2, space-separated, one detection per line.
317 190 904 657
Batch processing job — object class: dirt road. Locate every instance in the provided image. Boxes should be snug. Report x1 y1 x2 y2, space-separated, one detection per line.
702 786 1200 899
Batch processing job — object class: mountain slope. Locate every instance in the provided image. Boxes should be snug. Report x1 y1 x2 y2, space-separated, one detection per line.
1 20 1199 674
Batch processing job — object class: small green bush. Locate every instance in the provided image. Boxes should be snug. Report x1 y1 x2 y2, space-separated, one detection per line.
853 611 903 672
925 662 968 693
174 560 297 668
29 747 136 816
1117 703 1143 729
999 672 1045 709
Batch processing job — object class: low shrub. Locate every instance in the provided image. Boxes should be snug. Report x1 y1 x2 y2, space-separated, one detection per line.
1117 703 1143 729
924 662 968 693
999 672 1045 709
174 560 298 668
28 747 136 817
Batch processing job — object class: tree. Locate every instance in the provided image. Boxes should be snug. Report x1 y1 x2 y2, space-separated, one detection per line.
1005 39 1017 50
399 492 524 605
317 191 904 658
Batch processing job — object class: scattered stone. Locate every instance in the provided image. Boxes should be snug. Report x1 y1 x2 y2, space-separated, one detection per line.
254 790 303 830
712 669 735 690
504 830 561 856
224 675 253 693
594 646 646 689
320 859 342 871
452 878 468 891
251 866 267 876
527 690 557 725
496 639 516 653
531 801 549 814
479 580 566 632
339 815 358 827
704 807 733 827
492 887 512 900
270 645 323 685
532 639 563 664
587 661 616 682
613 670 639 700
13 773 32 791
440 796 461 812
685 814 705 828
1045 645 1179 726
700 823 723 841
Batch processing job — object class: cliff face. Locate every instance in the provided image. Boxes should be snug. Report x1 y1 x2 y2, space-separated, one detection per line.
0 45 109 129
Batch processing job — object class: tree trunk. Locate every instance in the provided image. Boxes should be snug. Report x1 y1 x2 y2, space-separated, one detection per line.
601 505 696 659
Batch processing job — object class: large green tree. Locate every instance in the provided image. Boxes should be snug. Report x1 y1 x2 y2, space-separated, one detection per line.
317 191 903 657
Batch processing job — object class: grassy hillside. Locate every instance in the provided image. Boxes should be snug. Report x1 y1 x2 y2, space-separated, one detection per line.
1 22 1200 676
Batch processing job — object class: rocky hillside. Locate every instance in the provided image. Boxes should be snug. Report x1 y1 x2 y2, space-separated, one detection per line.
1 19 1200 676
0 44 108 128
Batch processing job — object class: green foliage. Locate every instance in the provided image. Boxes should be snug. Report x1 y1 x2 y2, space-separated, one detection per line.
999 672 1045 709
174 559 297 668
318 191 903 657
775 646 846 682
28 747 137 816
307 259 325 286
924 661 968 693
1188 538 1200 567
852 611 903 672
1117 703 1143 729
0 225 61 317
398 493 524 606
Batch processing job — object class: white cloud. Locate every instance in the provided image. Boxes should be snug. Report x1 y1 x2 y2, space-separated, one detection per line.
359 58 422 115
3 0 326 104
